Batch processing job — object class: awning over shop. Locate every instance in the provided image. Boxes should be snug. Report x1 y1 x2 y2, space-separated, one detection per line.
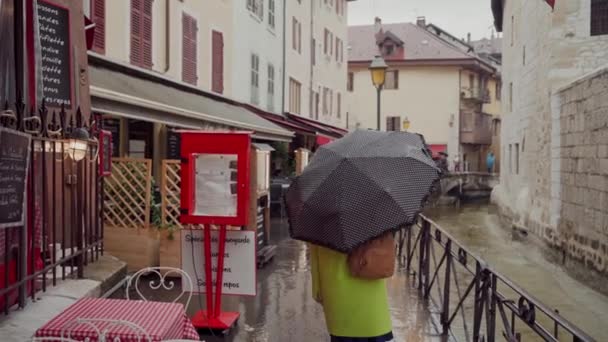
286 113 348 139
88 54 293 142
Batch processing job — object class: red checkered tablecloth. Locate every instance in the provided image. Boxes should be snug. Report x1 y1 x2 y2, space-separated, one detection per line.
35 298 199 341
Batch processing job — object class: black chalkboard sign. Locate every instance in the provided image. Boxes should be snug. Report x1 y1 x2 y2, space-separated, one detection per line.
100 130 112 176
37 0 72 108
103 119 120 157
0 128 31 228
167 129 181 160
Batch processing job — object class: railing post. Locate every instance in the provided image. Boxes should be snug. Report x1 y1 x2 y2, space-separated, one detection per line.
441 239 453 335
406 224 412 271
487 274 497 342
419 219 431 295
473 262 484 342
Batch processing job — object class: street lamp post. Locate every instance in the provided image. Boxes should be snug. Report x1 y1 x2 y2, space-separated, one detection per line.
369 55 388 131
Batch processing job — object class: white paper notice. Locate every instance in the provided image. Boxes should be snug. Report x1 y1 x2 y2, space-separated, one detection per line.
194 154 238 217
181 230 256 296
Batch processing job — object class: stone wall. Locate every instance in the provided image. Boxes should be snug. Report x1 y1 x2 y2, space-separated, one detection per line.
493 0 608 289
555 68 608 275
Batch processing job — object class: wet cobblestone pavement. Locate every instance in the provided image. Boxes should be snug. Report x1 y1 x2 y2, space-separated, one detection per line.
110 220 441 342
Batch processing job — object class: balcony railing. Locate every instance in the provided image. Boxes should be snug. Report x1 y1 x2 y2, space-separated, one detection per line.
460 111 492 145
462 87 491 104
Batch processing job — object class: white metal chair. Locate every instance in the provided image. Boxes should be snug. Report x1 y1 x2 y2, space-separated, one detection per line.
126 267 193 309
60 318 151 342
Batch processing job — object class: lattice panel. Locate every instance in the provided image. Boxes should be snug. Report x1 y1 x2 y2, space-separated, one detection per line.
161 160 183 228
104 158 152 229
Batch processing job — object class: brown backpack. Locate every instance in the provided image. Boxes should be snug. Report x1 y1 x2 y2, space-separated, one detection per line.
347 232 396 280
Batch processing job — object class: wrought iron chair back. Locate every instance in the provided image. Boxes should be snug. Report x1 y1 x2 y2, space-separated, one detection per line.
126 267 193 309
60 318 152 342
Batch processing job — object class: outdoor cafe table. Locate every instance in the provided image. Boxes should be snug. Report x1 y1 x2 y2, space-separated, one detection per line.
35 297 200 341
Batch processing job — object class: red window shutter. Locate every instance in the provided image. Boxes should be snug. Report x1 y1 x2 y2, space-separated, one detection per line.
182 14 198 85
212 30 224 93
142 0 153 68
130 0 142 66
91 0 105 54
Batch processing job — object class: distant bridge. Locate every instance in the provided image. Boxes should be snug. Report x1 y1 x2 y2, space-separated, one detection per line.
437 172 499 201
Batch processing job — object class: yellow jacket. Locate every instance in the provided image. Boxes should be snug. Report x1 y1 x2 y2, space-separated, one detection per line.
310 244 392 338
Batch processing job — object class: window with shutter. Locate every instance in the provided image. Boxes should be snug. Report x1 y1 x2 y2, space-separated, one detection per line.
267 64 275 111
591 0 608 36
182 13 198 85
130 0 152 68
268 0 275 29
251 54 260 104
91 0 105 54
142 0 153 68
311 38 316 65
347 72 354 91
335 37 339 61
337 92 341 118
386 116 401 131
212 31 224 93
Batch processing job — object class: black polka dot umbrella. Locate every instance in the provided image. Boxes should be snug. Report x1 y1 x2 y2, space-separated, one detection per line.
285 130 441 253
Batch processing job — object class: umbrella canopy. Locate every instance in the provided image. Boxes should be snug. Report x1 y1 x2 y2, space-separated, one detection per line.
285 130 440 253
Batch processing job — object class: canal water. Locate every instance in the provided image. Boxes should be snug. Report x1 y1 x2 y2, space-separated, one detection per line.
425 204 608 341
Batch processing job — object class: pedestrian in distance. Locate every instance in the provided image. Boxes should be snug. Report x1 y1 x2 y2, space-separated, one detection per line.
486 152 495 173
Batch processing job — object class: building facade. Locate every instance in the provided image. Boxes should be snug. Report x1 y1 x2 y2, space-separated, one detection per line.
284 0 349 129
232 0 283 113
491 0 608 288
84 0 293 180
347 18 501 170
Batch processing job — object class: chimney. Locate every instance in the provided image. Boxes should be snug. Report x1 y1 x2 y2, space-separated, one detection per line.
467 33 471 44
374 17 382 34
416 16 426 28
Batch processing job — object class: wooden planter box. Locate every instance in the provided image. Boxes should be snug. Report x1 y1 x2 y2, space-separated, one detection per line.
104 226 159 272
159 229 181 271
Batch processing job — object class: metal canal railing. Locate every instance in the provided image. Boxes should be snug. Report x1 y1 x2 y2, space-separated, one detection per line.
396 215 595 342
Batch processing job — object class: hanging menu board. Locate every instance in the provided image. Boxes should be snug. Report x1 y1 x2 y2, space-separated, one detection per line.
0 128 31 229
103 118 120 157
166 129 181 160
37 0 72 108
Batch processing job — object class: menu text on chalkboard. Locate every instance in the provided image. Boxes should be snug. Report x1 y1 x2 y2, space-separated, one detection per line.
100 130 112 177
0 128 31 228
37 0 72 108
167 129 181 160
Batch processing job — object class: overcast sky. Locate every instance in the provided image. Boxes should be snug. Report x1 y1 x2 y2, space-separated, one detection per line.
348 0 498 41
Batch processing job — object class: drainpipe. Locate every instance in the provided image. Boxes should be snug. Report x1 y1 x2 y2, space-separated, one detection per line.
164 0 170 73
281 0 287 115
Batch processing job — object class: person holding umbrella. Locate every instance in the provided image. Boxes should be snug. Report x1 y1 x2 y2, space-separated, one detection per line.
286 130 440 341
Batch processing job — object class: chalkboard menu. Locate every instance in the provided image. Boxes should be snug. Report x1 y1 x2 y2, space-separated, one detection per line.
167 129 181 160
0 128 31 228
37 0 72 108
103 118 120 157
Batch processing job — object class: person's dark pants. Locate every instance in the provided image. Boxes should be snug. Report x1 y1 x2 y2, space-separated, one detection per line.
331 332 394 342
487 166 493 173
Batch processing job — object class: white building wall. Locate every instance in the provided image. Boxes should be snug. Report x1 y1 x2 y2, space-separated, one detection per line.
232 0 283 114
284 0 312 117
310 0 349 128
